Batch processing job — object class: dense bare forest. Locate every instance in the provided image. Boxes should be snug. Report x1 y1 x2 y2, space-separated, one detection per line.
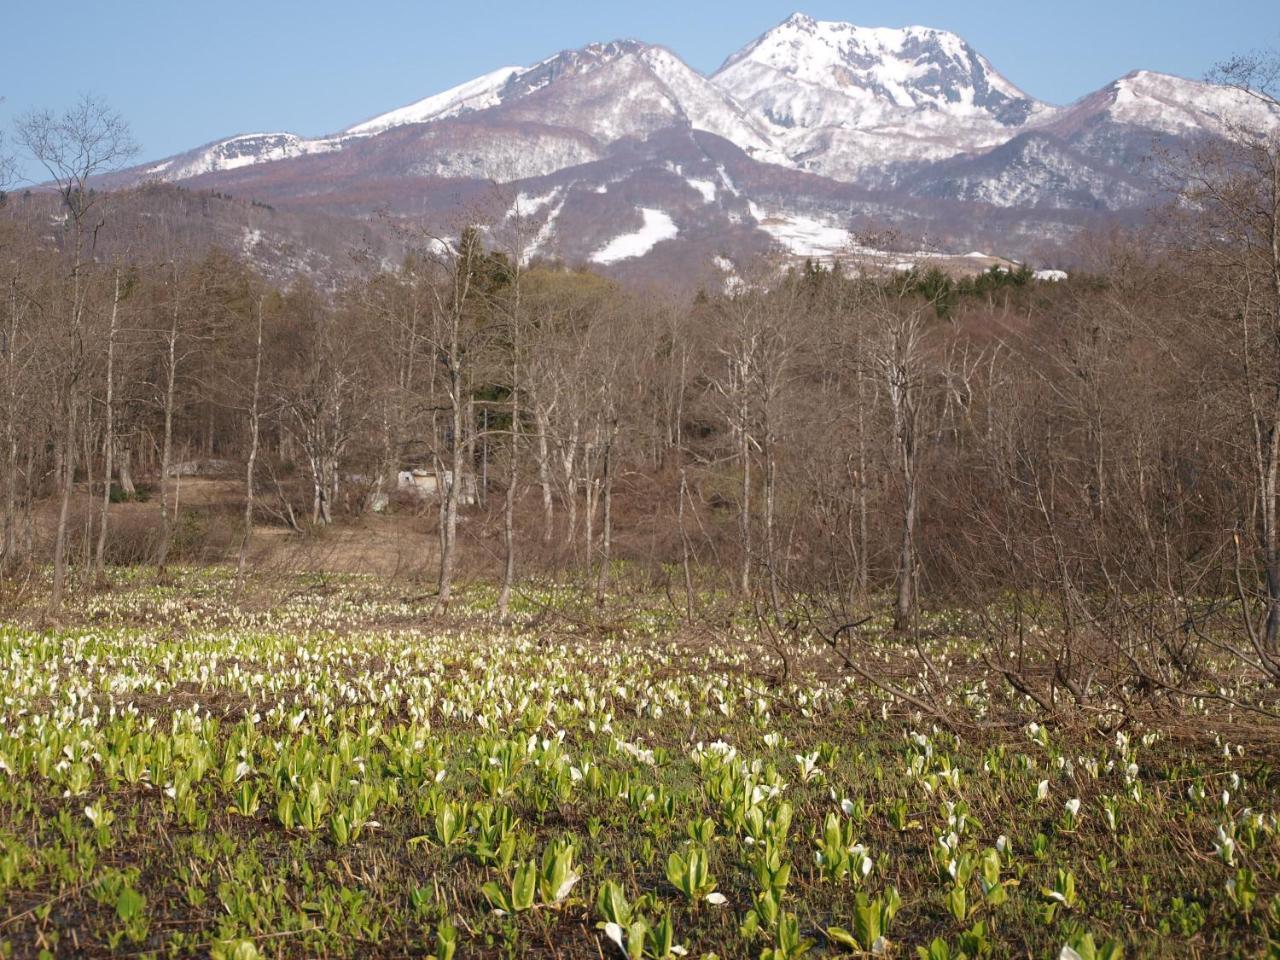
1 70 1279 723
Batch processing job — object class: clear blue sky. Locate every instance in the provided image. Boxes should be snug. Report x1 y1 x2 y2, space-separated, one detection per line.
3 0 1278 182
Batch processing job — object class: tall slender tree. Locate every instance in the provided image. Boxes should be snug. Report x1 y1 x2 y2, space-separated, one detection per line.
16 96 137 610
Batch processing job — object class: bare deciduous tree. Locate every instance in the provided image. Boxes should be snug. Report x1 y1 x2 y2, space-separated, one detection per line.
16 95 137 610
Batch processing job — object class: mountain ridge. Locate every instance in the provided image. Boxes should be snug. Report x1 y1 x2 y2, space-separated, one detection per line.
90 13 1280 280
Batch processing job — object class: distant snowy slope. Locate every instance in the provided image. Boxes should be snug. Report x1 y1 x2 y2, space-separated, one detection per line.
1043 69 1280 141
142 132 343 181
131 40 789 188
345 66 523 134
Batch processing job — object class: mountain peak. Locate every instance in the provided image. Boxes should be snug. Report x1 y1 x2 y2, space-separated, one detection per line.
343 41 661 139
782 12 816 28
538 38 653 69
716 14 1033 112
581 38 651 56
710 14 1051 181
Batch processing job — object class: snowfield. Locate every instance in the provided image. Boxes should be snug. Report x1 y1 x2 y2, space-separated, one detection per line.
748 203 852 257
686 177 718 203
590 208 680 264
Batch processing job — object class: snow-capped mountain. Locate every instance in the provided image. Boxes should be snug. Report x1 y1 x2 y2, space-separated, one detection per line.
451 41 785 165
1034 68 1280 181
712 13 1057 183
128 40 785 188
1047 69 1280 142
97 14 1280 279
899 70 1280 209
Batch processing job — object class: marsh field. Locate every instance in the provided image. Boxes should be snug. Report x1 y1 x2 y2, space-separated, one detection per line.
1 569 1278 960
5 9 1280 959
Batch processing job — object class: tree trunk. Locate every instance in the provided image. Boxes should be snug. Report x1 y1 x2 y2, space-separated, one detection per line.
562 418 579 552
2 280 19 575
584 450 597 582
22 443 35 566
94 268 122 579
1261 412 1280 649
311 459 328 526
595 422 614 607
738 404 752 598
237 299 264 582
856 375 870 599
156 290 179 571
2 405 15 575
498 383 519 620
763 424 781 616
535 403 554 542
437 363 463 608
118 445 135 497
894 466 918 632
675 352 693 622
465 396 478 508
876 312 924 633
1265 164 1280 652
49 418 76 612
81 398 96 571
330 456 339 521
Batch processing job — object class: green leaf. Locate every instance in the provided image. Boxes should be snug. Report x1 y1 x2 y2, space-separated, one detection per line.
827 926 858 950
115 887 144 923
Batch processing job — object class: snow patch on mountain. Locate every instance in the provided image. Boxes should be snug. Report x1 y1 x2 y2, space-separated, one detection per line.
523 195 568 263
591 208 679 263
716 165 742 197
749 203 852 257
713 255 748 294
686 177 718 203
510 188 563 219
241 227 263 256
